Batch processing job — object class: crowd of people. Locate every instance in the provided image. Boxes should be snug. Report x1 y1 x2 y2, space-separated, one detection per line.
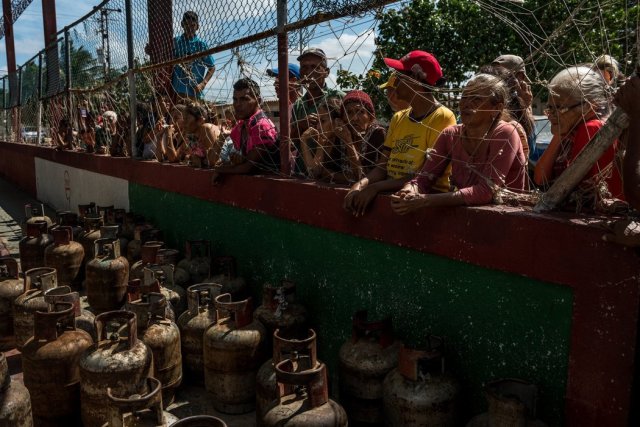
51 11 640 223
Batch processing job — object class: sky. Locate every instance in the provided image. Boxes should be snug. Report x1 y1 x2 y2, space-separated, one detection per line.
0 0 387 103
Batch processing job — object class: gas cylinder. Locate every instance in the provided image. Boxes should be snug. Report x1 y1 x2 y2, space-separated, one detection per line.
126 293 182 407
21 204 53 236
204 294 267 414
339 311 402 426
126 279 176 321
466 379 547 427
22 301 93 425
176 240 211 284
382 336 460 426
131 241 164 281
256 329 317 426
79 310 153 427
19 220 53 272
254 280 308 344
97 205 115 225
177 283 222 385
13 267 58 349
156 248 180 268
128 228 162 263
0 257 23 350
101 225 130 260
57 211 84 240
44 285 96 340
144 265 186 315
210 256 248 300
44 225 85 288
78 203 97 220
102 377 178 427
170 416 228 427
85 238 129 313
79 214 104 264
262 359 348 426
0 351 33 426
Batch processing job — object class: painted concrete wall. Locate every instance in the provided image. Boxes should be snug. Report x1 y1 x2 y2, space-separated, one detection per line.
35 158 130 212
130 183 573 425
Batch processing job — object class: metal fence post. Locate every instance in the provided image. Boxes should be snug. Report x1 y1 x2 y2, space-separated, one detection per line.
17 66 22 142
125 0 137 158
64 29 72 125
37 52 43 145
277 0 291 175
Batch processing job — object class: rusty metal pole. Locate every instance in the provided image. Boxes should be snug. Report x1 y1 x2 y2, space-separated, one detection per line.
2 0 18 142
36 52 43 145
64 29 72 129
125 0 137 157
42 0 61 97
277 0 291 175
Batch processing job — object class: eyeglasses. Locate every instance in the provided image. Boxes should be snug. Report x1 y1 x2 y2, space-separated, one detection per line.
544 102 583 116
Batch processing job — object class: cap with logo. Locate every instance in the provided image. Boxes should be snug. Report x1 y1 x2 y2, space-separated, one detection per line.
383 51 443 86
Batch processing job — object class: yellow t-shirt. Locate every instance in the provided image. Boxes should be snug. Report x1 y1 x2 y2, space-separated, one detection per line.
384 106 456 192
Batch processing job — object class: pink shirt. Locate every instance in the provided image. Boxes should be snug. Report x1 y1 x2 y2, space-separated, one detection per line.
230 110 278 155
415 122 527 205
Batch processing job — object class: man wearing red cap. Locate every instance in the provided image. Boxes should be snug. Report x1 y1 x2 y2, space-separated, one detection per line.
344 50 456 216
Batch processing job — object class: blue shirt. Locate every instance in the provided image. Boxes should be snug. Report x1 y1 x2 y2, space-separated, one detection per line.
172 34 215 99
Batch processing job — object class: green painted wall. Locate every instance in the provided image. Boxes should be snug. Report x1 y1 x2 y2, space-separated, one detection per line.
130 183 573 424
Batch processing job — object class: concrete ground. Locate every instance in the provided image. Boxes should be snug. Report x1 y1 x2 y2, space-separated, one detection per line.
0 176 257 426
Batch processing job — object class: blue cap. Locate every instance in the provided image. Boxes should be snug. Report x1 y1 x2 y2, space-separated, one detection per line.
267 63 301 79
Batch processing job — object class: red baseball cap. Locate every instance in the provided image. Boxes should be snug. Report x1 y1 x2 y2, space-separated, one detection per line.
384 51 443 86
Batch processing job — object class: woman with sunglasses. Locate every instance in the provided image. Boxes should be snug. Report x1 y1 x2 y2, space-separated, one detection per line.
533 66 623 200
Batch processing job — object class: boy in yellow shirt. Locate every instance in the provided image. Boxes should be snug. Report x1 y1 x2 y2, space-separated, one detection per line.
344 50 455 216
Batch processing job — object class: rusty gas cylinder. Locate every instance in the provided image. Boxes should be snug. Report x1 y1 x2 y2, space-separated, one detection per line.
21 204 53 236
204 293 267 414
44 285 96 340
256 329 318 426
170 416 228 427
144 265 186 315
128 228 162 263
131 241 165 281
97 205 115 225
13 267 58 349
22 301 93 425
19 220 53 272
176 240 211 284
466 379 547 427
102 377 178 427
126 293 182 407
58 211 84 240
177 283 222 385
0 257 23 350
339 311 402 426
78 203 97 220
382 336 460 426
254 280 308 344
85 238 129 313
79 310 153 427
101 225 130 259
0 351 33 426
263 359 348 426
210 256 248 300
126 278 175 321
44 225 85 288
119 211 136 241
79 214 104 264
156 248 180 267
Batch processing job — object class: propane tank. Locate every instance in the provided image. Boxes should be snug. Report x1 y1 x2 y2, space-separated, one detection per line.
44 285 96 340
466 379 548 427
57 211 84 240
79 310 153 427
97 205 115 225
79 214 104 264
0 351 33 426
156 248 180 268
126 279 176 321
177 283 222 385
262 359 348 426
256 329 317 426
171 416 228 426
382 336 460 427
21 204 53 236
0 257 23 350
44 225 85 289
254 280 308 345
176 240 211 284
13 267 58 349
210 256 248 300
126 293 182 407
339 311 402 426
144 265 186 315
101 225 130 260
102 377 179 427
19 220 53 272
128 228 162 264
204 293 267 414
85 238 129 313
78 203 97 221
131 241 164 281
22 302 93 425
